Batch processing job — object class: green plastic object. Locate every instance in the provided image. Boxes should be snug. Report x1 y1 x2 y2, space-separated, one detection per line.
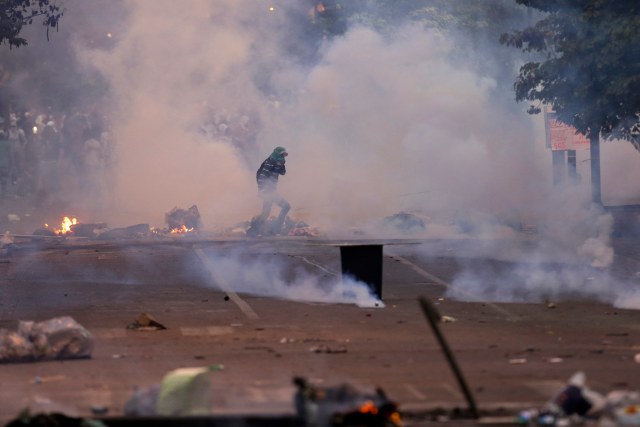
156 364 222 416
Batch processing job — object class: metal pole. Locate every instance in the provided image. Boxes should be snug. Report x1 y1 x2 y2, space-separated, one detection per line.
567 150 577 183
418 297 479 419
552 150 565 185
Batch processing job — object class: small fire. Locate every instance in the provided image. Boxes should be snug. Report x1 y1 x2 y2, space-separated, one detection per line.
359 400 379 415
170 225 194 234
46 216 78 235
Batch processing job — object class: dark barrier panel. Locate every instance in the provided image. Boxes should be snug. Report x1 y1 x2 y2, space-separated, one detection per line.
339 244 383 299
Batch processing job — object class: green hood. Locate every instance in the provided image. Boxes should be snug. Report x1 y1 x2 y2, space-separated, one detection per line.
270 146 287 161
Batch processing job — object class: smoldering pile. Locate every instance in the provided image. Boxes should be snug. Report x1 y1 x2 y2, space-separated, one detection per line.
225 216 321 238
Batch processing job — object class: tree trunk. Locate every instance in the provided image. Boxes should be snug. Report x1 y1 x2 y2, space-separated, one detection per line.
589 134 601 205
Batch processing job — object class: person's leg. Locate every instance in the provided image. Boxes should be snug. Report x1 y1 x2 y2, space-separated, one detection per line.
257 197 273 223
273 193 290 232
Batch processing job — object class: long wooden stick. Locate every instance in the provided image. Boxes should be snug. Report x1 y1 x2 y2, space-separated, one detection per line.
419 296 479 419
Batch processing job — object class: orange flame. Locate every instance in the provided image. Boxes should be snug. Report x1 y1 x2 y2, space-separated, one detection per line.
359 400 379 415
170 225 194 234
45 216 78 235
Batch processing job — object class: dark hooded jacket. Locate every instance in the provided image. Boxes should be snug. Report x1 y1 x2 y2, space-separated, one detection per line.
256 147 286 191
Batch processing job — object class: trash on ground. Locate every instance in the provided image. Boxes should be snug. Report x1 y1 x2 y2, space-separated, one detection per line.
309 344 348 354
382 211 427 233
243 216 320 237
31 375 66 384
517 371 640 426
68 222 109 238
90 405 109 415
293 376 402 427
4 410 107 427
126 313 167 331
0 316 93 363
96 224 150 240
157 366 215 415
124 365 222 416
124 385 161 416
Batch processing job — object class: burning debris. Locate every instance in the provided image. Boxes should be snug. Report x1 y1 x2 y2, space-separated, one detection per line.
23 207 319 243
28 211 200 241
0 316 93 363
165 205 202 234
293 377 402 427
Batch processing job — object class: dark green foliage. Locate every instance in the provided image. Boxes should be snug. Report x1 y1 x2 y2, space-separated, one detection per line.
500 0 640 140
0 0 64 48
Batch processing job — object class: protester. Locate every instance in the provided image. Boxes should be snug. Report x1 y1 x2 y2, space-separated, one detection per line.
7 117 27 186
250 146 290 235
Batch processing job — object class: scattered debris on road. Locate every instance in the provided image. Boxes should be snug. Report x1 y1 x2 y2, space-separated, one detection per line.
124 364 223 416
518 371 640 426
4 411 107 427
382 211 427 233
0 316 93 363
309 344 348 354
126 313 167 331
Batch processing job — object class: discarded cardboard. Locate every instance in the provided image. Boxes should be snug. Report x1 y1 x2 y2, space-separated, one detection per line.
126 313 167 331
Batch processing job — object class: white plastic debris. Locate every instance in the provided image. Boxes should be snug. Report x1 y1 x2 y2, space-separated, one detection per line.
0 316 93 363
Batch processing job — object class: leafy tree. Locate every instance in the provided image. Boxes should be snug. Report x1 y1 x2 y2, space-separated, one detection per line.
0 0 64 48
500 0 640 142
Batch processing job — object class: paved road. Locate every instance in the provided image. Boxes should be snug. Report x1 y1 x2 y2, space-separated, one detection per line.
1 235 639 425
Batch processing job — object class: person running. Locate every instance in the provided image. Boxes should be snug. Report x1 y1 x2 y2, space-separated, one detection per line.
250 146 290 235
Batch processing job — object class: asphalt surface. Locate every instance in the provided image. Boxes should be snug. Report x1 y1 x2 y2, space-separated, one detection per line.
1 229 640 426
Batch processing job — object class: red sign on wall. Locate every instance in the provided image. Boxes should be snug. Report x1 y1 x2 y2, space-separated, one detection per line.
544 106 590 151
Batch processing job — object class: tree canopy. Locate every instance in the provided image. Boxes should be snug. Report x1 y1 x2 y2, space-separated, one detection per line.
0 0 63 48
500 0 640 141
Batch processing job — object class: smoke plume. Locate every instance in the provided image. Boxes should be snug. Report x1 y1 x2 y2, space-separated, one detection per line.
6 1 638 308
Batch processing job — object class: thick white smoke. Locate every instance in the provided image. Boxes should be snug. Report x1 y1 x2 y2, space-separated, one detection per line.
196 247 383 308
74 1 550 232
62 1 637 307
